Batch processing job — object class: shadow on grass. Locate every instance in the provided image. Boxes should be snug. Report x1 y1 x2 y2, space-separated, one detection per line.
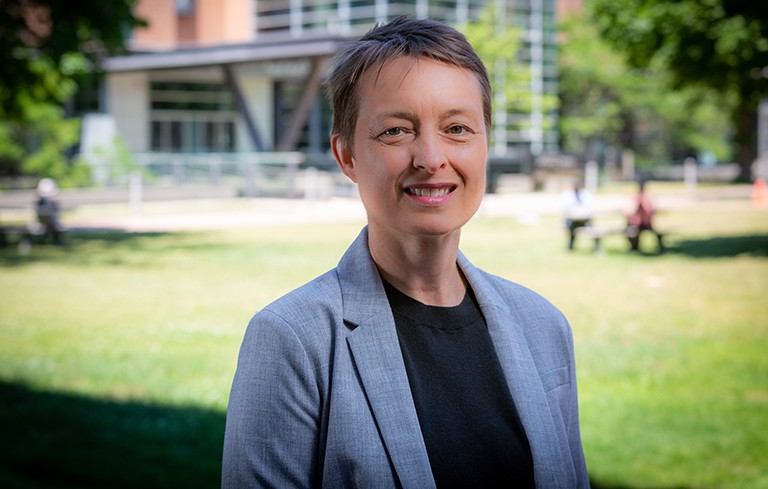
666 234 768 259
1 381 705 489
0 229 213 267
0 228 168 266
0 381 224 489
592 233 768 259
590 483 694 489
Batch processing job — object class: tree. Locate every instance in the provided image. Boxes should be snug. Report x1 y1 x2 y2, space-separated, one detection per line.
558 10 733 172
460 4 559 156
0 0 144 182
1 0 144 117
590 0 768 181
558 13 630 162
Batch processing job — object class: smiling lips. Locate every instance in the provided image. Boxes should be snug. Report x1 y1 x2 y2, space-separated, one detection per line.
406 185 456 198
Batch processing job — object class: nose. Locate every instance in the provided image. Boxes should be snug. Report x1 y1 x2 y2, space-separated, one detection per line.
412 133 447 173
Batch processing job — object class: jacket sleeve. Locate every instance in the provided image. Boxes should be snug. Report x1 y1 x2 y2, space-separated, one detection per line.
564 324 590 488
222 309 322 489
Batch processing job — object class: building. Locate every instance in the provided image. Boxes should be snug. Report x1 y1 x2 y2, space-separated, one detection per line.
96 0 560 172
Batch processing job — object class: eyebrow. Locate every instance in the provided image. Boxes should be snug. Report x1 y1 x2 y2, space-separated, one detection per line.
377 108 475 122
377 111 415 122
439 108 474 122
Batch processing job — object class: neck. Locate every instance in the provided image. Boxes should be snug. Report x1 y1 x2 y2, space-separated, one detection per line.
368 227 466 307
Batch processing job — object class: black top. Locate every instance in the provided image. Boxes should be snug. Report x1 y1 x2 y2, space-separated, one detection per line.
384 281 535 489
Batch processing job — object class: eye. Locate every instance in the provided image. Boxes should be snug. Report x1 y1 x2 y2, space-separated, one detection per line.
382 127 405 137
447 125 469 135
375 126 413 144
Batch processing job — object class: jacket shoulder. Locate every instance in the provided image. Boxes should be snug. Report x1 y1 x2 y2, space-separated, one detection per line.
251 268 344 337
479 269 567 321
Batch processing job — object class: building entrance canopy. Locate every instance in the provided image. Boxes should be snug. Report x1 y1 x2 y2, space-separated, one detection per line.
104 34 351 73
104 34 352 152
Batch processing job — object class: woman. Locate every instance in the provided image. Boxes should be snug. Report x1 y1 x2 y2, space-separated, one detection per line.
222 17 589 489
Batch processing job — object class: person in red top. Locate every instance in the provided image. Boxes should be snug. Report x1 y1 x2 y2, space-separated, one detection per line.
626 180 663 252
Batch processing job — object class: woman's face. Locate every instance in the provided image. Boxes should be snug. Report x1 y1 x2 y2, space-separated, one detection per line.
332 56 488 241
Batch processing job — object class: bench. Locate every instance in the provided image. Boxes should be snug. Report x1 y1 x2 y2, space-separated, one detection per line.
576 225 666 254
0 221 66 252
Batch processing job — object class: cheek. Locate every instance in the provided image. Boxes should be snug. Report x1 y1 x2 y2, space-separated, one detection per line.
357 145 403 183
455 146 488 183
350 154 390 205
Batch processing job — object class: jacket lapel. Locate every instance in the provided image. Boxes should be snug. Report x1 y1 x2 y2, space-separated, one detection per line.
337 229 436 489
459 253 573 488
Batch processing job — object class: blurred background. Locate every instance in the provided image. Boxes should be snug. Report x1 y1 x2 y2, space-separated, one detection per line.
1 0 767 487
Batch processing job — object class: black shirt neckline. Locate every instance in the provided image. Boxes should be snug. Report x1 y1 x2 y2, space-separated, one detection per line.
382 279 479 331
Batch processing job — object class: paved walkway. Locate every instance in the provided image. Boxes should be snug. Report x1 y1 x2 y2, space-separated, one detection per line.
68 197 369 232
2 185 756 233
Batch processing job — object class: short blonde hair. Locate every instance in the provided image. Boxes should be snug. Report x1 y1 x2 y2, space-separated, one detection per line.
326 16 492 149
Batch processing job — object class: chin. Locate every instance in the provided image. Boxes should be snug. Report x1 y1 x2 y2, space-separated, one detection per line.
406 216 469 238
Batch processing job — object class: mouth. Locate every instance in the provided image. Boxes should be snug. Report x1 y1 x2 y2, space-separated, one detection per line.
406 185 456 197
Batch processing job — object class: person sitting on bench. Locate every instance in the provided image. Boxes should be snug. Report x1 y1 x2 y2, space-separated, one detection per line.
561 179 594 251
626 180 663 252
33 178 64 246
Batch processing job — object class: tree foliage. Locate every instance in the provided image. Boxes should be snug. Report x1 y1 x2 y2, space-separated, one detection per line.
590 0 768 180
0 0 143 182
558 10 733 170
461 4 559 154
0 0 143 117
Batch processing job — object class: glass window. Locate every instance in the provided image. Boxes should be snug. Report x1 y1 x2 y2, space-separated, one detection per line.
149 81 237 152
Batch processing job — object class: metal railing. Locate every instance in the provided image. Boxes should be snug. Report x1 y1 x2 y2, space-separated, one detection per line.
85 151 353 202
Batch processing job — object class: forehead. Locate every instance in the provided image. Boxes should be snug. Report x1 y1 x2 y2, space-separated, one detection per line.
358 56 481 104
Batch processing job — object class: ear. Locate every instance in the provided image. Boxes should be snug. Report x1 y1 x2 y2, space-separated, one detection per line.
331 133 358 183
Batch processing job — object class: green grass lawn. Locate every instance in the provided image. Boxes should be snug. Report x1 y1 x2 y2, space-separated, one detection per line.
1 189 767 488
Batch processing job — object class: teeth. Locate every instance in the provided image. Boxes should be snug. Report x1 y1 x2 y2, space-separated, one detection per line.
410 187 450 197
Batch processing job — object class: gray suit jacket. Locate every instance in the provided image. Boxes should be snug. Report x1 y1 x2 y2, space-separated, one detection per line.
222 227 589 488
